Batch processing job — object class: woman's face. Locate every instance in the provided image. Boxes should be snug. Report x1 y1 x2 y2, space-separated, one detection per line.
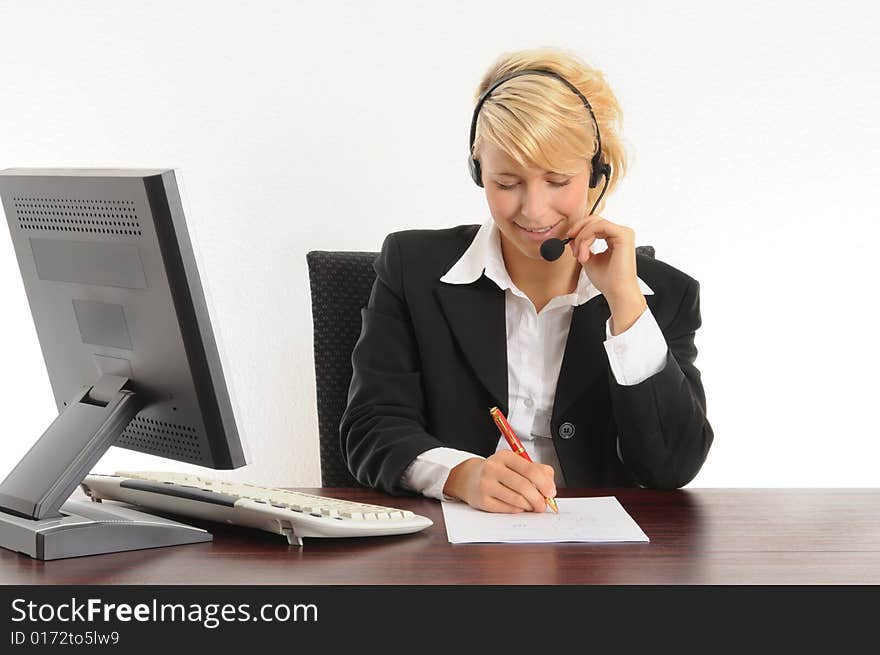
479 140 591 263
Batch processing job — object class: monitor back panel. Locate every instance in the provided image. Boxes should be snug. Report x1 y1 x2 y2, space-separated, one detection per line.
0 169 245 469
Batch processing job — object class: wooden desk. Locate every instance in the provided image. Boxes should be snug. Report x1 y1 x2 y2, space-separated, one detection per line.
2 488 879 584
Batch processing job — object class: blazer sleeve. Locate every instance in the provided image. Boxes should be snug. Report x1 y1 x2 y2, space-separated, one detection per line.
339 233 448 495
609 278 714 489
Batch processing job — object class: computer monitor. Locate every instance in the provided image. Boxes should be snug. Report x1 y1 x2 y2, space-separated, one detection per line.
0 168 248 559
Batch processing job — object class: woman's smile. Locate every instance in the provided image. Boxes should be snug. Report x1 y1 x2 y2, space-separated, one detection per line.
514 219 564 241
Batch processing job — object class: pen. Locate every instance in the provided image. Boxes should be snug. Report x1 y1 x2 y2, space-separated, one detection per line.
489 406 559 513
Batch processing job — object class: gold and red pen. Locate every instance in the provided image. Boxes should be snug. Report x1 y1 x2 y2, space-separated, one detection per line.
489 406 559 513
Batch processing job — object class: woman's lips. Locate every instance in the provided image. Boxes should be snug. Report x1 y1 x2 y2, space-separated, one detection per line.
515 219 563 242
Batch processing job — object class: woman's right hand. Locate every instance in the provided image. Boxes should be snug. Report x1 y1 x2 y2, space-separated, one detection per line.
443 452 557 513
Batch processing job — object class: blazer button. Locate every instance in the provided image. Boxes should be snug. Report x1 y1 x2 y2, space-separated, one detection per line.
558 422 576 439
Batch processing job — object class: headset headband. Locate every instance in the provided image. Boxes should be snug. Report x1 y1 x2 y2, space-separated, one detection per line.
468 68 610 192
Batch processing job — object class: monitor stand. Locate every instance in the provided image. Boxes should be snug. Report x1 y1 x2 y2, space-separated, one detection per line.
0 375 211 560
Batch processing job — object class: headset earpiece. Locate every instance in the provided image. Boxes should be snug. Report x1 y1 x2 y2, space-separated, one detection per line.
468 157 483 187
589 158 611 189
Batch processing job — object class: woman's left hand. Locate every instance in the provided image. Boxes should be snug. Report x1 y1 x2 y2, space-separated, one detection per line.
565 214 648 334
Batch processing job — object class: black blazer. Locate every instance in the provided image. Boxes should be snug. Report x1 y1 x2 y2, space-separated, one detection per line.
340 225 713 495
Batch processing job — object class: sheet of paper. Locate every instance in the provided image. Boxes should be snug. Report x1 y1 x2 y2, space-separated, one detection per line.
441 496 649 544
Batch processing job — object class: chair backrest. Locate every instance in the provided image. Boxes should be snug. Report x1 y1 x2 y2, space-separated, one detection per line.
305 245 656 488
307 251 378 487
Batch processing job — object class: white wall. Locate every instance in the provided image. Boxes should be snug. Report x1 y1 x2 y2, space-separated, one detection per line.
1 0 877 488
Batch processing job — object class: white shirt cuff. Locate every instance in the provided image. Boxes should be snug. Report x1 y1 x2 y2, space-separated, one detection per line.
400 447 483 501
603 307 667 386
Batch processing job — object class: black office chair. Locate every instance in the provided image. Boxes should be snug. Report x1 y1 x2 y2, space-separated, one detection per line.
307 251 377 487
306 245 656 488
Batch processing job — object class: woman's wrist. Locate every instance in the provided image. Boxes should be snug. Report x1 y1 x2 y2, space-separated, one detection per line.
606 287 648 336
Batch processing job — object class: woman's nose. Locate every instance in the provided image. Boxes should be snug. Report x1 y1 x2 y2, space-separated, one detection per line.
520 185 550 222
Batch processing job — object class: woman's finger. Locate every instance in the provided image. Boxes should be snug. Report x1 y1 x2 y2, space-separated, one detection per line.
578 239 592 265
486 480 533 512
565 213 605 240
495 465 549 513
480 496 526 514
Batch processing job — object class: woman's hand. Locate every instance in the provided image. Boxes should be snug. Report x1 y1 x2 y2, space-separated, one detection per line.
443 452 556 513
565 214 648 334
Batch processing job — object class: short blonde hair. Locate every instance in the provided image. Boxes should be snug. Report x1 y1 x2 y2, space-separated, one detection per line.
472 48 627 214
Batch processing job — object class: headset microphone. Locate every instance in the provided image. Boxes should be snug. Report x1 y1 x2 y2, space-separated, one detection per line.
539 237 568 262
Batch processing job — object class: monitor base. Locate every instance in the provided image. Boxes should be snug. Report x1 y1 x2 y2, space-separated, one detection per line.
0 498 211 560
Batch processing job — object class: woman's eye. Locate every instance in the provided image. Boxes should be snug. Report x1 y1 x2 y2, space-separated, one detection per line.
494 180 569 190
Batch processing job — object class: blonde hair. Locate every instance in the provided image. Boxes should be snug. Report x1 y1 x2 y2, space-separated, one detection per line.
472 48 627 214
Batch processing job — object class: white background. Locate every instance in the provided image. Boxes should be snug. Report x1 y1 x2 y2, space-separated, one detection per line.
0 1 877 488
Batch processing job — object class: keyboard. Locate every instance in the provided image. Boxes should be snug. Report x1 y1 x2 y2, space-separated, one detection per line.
80 471 433 546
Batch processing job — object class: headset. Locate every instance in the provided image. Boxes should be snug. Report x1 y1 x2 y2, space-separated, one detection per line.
467 68 611 216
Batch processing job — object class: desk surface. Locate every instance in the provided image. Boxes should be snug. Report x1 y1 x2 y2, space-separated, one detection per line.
3 488 879 584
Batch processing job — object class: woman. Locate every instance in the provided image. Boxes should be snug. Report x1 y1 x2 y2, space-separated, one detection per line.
340 48 712 513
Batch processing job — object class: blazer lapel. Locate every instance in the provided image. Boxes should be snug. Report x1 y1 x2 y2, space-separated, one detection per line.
552 295 612 421
435 276 508 412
